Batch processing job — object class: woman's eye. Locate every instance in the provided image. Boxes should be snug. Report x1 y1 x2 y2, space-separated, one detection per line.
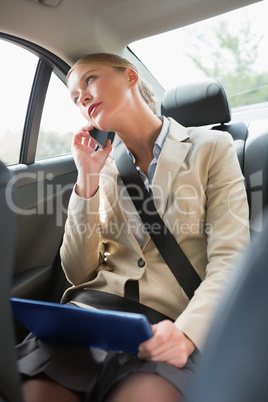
87 75 96 84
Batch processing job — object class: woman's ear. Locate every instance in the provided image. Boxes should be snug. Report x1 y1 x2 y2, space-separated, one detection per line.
125 68 139 87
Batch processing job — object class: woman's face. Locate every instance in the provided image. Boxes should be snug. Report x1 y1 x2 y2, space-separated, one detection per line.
68 63 135 132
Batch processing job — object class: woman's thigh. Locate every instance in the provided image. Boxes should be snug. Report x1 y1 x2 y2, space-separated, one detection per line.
97 349 201 402
22 374 85 402
103 372 182 402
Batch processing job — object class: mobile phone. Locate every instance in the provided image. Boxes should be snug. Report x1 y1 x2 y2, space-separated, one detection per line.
89 127 114 149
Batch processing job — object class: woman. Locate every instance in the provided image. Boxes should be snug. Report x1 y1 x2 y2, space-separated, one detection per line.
18 53 249 402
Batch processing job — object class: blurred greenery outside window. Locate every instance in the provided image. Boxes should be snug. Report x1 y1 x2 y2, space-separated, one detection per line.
0 40 38 165
130 1 268 110
0 41 85 166
35 72 85 160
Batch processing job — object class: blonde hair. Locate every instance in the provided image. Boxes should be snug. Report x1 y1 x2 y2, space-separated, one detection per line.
67 53 157 114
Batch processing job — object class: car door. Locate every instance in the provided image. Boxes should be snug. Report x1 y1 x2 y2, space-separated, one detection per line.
0 34 83 319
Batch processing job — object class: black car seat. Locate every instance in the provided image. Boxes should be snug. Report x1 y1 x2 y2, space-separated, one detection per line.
0 161 23 402
161 77 268 232
186 211 268 402
161 78 268 400
244 130 268 233
161 77 248 171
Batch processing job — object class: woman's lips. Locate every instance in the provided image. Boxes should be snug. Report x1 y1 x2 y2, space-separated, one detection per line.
88 102 101 117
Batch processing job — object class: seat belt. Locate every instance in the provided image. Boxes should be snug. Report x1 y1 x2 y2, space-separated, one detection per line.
114 142 201 299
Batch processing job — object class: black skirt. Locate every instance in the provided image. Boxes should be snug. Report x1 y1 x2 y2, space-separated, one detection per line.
16 333 200 401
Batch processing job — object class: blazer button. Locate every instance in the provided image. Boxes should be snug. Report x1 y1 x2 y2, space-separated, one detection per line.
137 258 145 268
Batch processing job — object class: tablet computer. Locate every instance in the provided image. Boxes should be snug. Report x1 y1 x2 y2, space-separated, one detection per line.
10 297 153 353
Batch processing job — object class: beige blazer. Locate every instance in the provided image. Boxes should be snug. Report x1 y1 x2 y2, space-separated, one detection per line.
60 118 249 350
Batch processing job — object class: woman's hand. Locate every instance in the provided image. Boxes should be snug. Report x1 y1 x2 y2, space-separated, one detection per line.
138 320 195 368
72 124 112 199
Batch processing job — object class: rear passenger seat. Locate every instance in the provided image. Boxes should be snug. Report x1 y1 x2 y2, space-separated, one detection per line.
161 77 267 234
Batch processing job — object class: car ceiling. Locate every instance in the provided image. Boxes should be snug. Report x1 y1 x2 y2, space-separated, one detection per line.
0 0 262 65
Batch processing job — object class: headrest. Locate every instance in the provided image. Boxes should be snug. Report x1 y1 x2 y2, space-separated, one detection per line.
161 78 231 127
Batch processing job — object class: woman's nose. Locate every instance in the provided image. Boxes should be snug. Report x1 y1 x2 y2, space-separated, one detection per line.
80 91 92 107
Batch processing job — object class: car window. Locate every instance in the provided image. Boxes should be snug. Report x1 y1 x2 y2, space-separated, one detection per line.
130 1 268 111
0 39 86 165
35 71 85 161
0 40 38 165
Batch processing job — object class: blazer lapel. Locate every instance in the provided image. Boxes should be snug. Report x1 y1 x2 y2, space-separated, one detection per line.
105 118 192 253
152 118 192 216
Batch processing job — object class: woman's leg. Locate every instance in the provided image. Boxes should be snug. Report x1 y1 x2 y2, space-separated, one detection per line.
104 372 183 402
22 375 84 402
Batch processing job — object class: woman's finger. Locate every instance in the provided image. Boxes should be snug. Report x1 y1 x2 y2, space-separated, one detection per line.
139 320 174 352
83 123 95 132
72 130 90 145
88 137 97 150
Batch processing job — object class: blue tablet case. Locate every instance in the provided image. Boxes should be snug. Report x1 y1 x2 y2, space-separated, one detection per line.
10 297 153 353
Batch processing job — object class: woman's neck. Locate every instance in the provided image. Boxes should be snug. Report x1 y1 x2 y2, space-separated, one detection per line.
116 110 163 172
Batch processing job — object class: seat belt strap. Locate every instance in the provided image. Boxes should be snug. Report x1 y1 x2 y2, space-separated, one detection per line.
114 142 201 299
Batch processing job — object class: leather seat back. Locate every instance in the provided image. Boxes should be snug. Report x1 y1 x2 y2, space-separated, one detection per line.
161 78 248 170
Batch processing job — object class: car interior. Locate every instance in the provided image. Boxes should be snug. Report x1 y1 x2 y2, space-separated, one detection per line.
0 0 268 401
